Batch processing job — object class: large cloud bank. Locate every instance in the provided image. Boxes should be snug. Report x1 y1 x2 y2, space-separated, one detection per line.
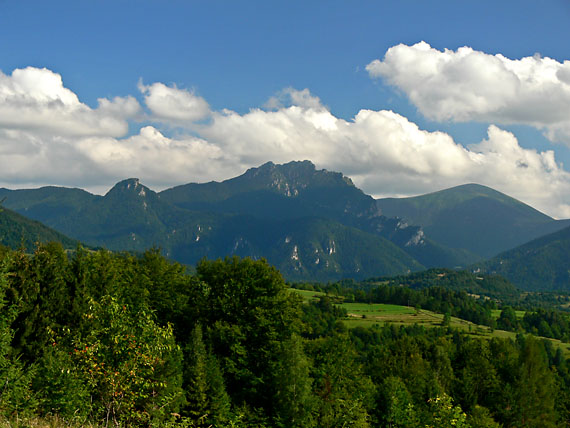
366 41 570 145
0 66 569 218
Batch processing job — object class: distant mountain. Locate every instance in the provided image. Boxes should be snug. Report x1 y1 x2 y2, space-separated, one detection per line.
0 205 79 250
0 162 430 280
4 163 565 282
160 161 469 268
0 186 96 224
476 226 570 291
377 183 570 259
169 215 423 282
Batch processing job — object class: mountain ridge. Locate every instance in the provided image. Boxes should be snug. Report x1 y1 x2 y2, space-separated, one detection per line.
0 162 428 280
0 204 80 250
2 161 568 285
377 183 569 258
476 225 570 291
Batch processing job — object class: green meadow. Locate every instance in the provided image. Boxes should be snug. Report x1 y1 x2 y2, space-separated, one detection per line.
291 288 570 357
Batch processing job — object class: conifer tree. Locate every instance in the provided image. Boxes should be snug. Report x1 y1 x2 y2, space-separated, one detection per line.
184 324 209 425
376 376 419 428
0 254 35 416
205 352 231 426
309 333 374 428
196 257 302 414
8 243 71 362
514 337 558 427
273 333 313 427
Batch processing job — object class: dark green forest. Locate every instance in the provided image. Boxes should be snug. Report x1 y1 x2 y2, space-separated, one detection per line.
1 244 570 427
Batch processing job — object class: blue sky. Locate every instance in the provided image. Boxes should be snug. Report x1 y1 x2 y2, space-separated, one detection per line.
1 1 570 217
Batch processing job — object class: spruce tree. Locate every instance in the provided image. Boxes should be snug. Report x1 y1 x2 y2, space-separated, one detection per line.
0 254 35 416
514 337 558 427
205 352 231 427
273 333 313 427
184 324 209 425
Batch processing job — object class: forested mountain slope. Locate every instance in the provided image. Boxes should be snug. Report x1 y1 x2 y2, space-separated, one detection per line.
0 186 97 224
477 225 570 291
0 164 428 280
3 162 567 282
0 205 79 250
161 161 476 268
377 183 570 259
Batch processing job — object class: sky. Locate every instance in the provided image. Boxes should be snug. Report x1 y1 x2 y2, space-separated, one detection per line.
1 1 570 218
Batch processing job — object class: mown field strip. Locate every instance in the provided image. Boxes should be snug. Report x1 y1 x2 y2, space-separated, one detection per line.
290 289 570 357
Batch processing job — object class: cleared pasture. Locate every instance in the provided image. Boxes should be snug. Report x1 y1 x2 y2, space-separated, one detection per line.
291 289 570 356
289 288 327 303
490 309 526 319
339 302 476 331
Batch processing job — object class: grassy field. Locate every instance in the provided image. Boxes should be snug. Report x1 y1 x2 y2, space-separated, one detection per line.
490 309 526 319
340 301 477 332
340 301 570 356
289 288 327 303
290 288 488 332
289 289 570 356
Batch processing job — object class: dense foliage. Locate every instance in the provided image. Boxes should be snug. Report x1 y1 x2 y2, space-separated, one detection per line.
479 225 570 291
1 243 570 427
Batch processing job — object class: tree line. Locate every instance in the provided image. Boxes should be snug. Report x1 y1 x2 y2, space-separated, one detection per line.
0 243 569 426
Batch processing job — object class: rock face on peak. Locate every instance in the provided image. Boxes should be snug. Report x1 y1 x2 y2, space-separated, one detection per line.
105 178 153 200
242 160 355 192
162 160 356 202
160 160 378 224
106 178 145 193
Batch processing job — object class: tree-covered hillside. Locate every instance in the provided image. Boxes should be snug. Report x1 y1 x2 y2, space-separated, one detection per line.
1 244 570 427
0 205 79 250
377 183 570 259
363 268 519 298
477 225 570 291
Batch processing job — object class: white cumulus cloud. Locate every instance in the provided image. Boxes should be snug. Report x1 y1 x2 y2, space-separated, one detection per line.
367 42 570 145
265 87 326 111
197 97 570 218
75 126 231 187
0 65 569 219
138 81 210 123
0 67 139 137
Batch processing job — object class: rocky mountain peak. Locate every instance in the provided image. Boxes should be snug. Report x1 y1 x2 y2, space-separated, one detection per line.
105 178 152 199
241 160 354 197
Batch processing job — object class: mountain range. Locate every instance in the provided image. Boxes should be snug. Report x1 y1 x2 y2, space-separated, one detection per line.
1 160 568 287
